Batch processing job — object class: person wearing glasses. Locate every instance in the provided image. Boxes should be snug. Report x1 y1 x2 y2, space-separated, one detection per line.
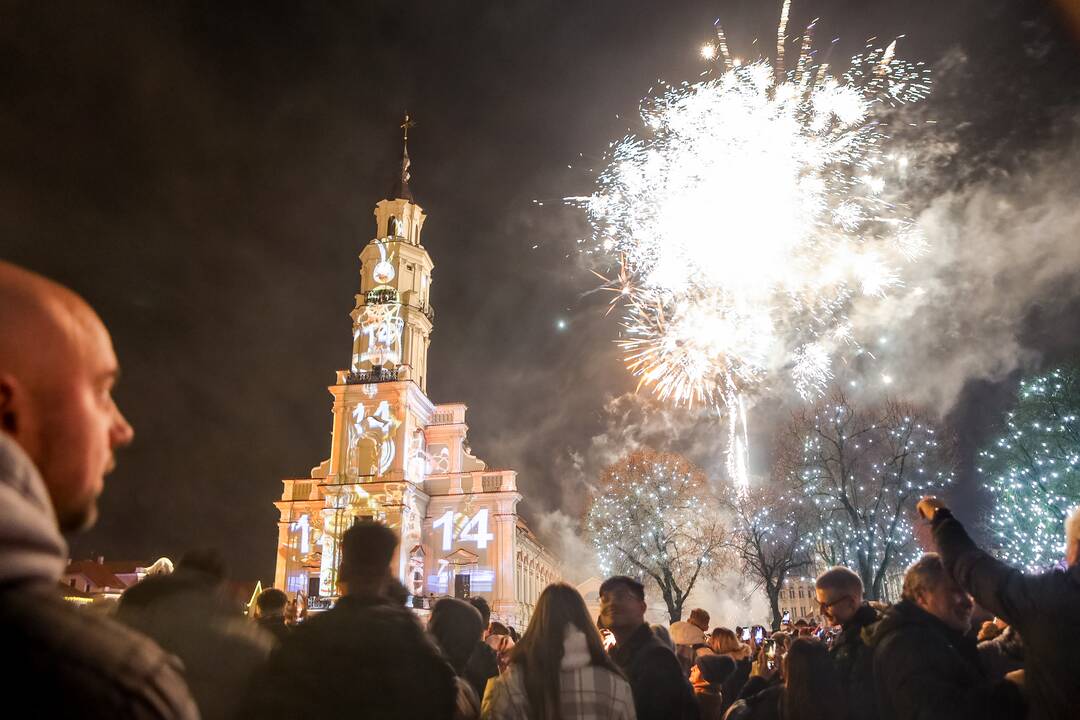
814 567 880 720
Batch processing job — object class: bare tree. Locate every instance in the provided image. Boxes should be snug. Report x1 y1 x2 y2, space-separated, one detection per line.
723 482 814 629
781 391 955 601
585 449 726 622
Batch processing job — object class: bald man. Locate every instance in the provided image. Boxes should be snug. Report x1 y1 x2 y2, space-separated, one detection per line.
0 261 197 718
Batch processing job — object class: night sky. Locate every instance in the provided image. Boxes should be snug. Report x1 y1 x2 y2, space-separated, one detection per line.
3 0 1080 584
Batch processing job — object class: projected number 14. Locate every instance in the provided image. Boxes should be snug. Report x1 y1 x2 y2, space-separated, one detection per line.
432 509 495 550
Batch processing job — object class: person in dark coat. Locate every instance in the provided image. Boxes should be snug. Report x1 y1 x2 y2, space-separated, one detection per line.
977 623 1024 682
691 653 735 720
724 638 844 720
708 627 752 716
239 521 458 719
919 497 1080 720
814 566 881 720
254 587 292 645
866 553 1026 720
0 263 196 720
465 595 501 699
116 548 275 720
600 575 699 720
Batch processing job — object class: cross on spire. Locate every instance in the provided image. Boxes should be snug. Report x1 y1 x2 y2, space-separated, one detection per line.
401 113 416 146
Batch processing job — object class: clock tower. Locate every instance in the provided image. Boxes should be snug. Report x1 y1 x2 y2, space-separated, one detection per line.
351 115 434 393
273 118 559 622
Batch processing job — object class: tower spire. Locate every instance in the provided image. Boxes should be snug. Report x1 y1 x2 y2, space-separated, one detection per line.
388 113 416 202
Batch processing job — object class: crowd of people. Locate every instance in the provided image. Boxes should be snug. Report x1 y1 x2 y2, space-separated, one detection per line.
3 259 1080 720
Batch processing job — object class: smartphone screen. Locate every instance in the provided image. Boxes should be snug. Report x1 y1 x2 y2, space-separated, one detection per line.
754 627 763 642
782 611 791 623
741 628 751 641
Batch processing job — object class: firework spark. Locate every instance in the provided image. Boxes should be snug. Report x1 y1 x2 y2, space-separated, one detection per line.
570 5 930 413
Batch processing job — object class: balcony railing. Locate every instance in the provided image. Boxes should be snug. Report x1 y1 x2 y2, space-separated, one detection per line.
345 367 399 384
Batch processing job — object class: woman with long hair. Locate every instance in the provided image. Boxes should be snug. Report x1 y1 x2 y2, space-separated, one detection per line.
480 583 637 720
723 637 847 720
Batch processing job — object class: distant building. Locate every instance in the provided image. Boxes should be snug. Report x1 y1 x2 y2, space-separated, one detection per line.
62 557 150 603
778 575 820 624
273 126 558 627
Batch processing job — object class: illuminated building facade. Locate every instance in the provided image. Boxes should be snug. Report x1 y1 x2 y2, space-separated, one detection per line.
273 126 558 626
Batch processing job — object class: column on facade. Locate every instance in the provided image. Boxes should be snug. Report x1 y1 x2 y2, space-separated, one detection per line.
274 519 290 591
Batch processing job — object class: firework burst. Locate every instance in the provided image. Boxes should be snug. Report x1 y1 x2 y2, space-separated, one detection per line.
571 4 931 416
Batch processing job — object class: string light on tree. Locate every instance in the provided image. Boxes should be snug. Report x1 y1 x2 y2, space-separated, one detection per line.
585 449 726 622
978 367 1080 572
785 392 954 601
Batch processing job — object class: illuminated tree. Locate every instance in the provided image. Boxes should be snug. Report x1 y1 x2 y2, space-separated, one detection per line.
978 367 1080 572
585 449 726 622
723 482 813 629
783 391 955 601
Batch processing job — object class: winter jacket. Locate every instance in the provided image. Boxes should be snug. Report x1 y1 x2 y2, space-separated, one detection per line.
933 509 1080 720
609 623 700 720
466 640 502 700
671 621 712 675
693 683 725 720
830 603 880 720
977 626 1024 682
480 627 637 719
0 433 197 719
866 599 1026 720
722 684 782 720
255 614 292 645
116 570 274 720
239 592 458 718
720 657 752 716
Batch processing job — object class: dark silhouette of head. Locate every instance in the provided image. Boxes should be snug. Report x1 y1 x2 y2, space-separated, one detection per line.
338 520 398 596
256 588 288 617
468 596 491 627
696 653 736 685
428 598 484 674
782 638 848 720
177 548 227 586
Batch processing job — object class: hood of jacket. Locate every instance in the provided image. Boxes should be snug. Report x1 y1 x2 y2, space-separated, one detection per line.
669 620 707 646
0 433 67 587
561 626 593 670
865 598 964 650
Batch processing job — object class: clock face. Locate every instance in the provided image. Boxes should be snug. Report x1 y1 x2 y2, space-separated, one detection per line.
372 260 396 284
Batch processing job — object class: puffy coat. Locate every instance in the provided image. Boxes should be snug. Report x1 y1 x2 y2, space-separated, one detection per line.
0 433 197 719
933 509 1080 720
866 599 1026 720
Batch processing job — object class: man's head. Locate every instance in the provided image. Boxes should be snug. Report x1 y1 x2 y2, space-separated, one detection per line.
256 588 289 618
468 595 492 628
815 566 864 627
337 520 398 596
599 575 646 634
688 607 710 632
1066 505 1080 568
902 553 974 633
176 547 228 582
0 262 134 531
